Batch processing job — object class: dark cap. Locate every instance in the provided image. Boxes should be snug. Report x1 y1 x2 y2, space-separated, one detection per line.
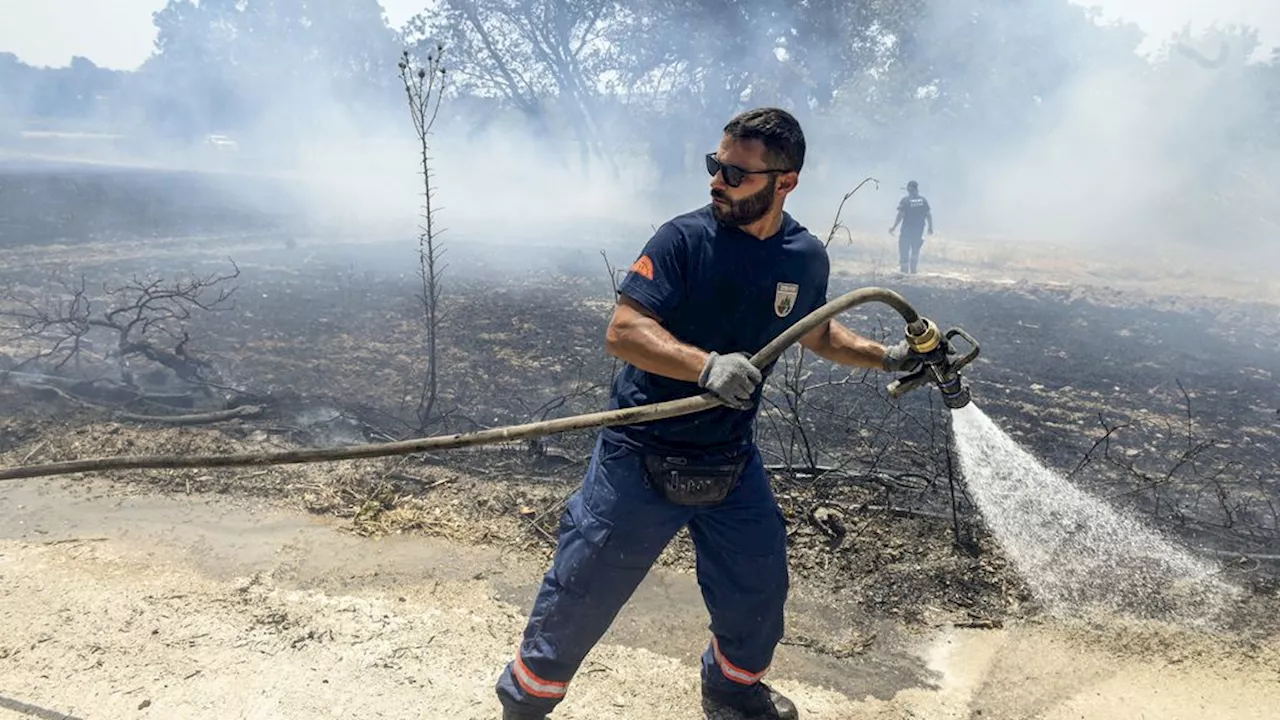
906 180 918 190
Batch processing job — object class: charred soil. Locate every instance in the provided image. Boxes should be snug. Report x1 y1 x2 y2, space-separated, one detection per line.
1 230 1277 627
1 168 1279 716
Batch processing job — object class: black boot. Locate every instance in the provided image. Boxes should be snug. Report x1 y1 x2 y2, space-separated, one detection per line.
702 681 799 720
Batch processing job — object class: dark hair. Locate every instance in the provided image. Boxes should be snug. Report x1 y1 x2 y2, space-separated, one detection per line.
723 107 806 173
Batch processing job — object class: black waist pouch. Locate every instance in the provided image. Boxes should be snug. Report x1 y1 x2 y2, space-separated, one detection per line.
643 454 747 506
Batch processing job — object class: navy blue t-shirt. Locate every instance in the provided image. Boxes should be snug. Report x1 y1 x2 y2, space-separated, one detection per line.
601 204 830 456
897 194 930 238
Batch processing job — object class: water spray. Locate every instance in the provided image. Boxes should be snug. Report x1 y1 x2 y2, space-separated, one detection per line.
0 287 979 481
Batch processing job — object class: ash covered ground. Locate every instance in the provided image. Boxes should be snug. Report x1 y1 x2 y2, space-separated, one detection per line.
1 162 1278 637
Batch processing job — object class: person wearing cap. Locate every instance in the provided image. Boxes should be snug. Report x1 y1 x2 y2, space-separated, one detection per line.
888 180 933 274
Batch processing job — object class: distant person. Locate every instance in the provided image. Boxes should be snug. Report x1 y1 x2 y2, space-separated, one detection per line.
888 180 933 274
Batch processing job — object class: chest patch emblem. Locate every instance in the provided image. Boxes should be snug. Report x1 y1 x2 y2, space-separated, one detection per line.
774 282 799 318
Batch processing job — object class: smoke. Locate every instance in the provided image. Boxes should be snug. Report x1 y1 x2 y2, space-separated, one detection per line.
2 0 1278 274
1086 0 1280 56
803 5 1280 272
277 108 666 244
964 29 1275 265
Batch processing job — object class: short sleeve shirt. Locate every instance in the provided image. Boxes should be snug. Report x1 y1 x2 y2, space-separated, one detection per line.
897 194 930 237
602 204 830 456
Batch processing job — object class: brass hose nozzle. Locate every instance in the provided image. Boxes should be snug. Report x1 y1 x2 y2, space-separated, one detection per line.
906 317 942 354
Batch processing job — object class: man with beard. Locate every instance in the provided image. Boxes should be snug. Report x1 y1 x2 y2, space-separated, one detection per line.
495 107 923 720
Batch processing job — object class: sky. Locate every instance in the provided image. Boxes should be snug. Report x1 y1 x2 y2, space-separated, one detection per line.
0 0 1277 70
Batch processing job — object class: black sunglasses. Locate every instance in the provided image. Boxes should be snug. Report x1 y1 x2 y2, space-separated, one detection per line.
705 153 792 188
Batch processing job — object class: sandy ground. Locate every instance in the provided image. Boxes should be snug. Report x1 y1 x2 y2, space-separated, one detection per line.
1 478 1277 720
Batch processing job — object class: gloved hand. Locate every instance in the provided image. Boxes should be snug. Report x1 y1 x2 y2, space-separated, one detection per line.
699 351 762 410
882 340 923 373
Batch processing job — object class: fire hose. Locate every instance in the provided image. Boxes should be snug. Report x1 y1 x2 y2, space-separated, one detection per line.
0 287 979 482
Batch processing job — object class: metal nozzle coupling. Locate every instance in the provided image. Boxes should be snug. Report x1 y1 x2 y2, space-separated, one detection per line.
935 372 972 410
905 318 942 354
885 318 980 410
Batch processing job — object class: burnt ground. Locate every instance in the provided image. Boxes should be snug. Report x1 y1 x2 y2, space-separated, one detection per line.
1 161 1279 650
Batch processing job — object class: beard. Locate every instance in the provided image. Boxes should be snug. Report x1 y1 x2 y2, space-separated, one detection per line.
711 176 775 226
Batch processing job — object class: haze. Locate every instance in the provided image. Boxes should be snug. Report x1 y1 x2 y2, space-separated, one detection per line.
0 0 1277 270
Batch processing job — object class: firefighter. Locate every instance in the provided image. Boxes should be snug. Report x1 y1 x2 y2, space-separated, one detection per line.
495 107 923 720
889 180 933 274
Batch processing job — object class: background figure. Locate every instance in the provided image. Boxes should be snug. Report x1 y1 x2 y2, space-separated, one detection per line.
889 180 933 274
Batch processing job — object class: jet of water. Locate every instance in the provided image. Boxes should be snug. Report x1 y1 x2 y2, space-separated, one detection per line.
950 404 1239 626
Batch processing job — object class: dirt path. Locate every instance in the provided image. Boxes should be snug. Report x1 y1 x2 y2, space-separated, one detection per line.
1 479 1277 720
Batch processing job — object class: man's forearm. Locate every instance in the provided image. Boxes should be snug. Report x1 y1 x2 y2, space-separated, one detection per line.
606 316 708 383
806 320 886 369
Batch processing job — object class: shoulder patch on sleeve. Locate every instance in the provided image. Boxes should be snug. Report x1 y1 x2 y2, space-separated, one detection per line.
629 254 655 281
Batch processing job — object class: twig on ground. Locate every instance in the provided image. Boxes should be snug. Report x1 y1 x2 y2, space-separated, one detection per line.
115 405 262 426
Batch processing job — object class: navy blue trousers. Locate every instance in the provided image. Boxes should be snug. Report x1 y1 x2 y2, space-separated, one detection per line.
899 232 924 273
495 434 789 712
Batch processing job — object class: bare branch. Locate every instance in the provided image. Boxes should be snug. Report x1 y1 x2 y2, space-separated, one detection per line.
399 46 451 433
0 263 240 389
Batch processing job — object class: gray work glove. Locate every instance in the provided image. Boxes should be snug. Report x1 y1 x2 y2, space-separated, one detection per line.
698 351 762 410
882 340 923 373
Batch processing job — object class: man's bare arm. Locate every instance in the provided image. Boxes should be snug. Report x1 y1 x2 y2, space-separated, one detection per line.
889 208 904 232
605 294 708 383
798 318 887 369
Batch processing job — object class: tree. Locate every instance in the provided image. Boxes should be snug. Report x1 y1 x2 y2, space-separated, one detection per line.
0 53 131 133
598 0 927 177
142 0 403 149
1151 25 1280 252
404 0 623 168
873 0 1145 165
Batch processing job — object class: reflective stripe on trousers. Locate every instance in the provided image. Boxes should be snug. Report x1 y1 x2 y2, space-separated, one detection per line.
495 434 789 712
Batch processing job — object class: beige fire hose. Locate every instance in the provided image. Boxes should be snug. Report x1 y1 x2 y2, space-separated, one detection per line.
0 287 926 481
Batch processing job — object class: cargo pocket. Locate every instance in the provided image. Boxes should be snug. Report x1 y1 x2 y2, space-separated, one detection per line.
549 494 615 598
